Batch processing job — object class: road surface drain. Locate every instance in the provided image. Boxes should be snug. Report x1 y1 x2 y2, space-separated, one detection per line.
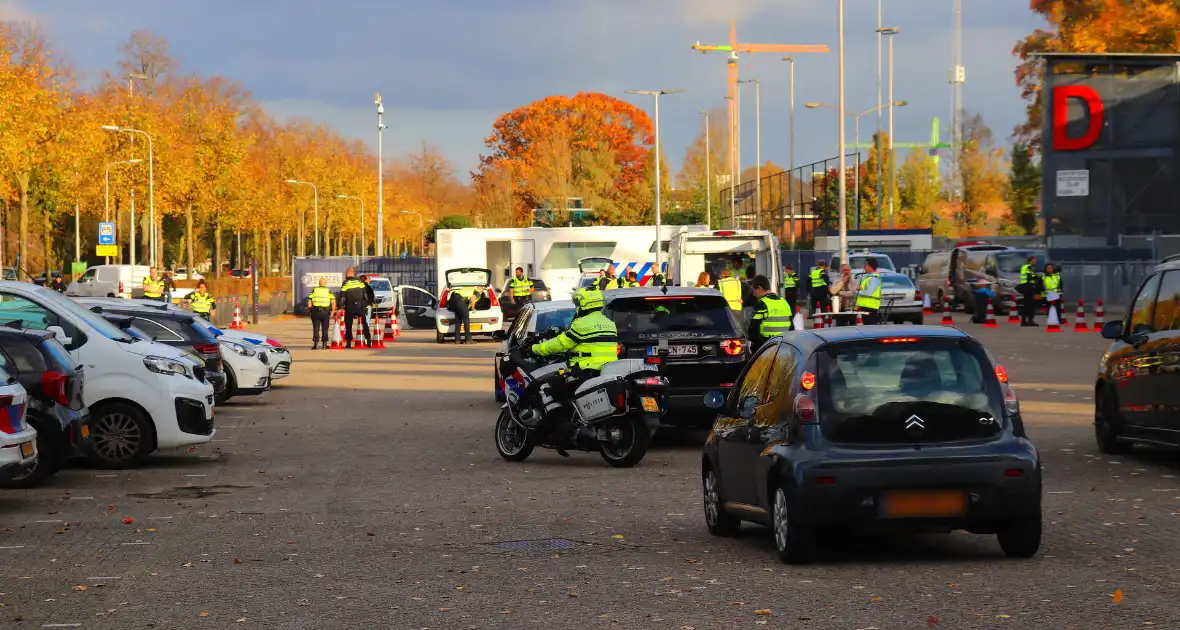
489 538 589 551
127 485 252 499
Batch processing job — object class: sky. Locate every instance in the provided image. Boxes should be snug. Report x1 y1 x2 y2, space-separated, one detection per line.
9 0 1047 183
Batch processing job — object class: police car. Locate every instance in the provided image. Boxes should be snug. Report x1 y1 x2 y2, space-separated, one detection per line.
435 268 504 343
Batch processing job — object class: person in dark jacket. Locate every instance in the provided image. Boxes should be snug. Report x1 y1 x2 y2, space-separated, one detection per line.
49 275 67 294
360 275 377 319
338 268 371 348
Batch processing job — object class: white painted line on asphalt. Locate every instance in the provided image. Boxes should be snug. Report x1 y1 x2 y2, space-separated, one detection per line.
219 425 237 429
184 474 207 477
87 576 121 580
211 439 230 442
0 545 26 549
1151 488 1179 492
34 520 63 523
120 542 151 546
148 516 173 520
94 474 118 478
68 496 94 500
199 455 219 459
41 624 82 628
1047 491 1074 494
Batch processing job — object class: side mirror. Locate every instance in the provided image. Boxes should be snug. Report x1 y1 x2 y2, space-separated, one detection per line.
1101 320 1124 340
491 329 508 341
46 325 72 346
702 390 726 411
738 395 760 420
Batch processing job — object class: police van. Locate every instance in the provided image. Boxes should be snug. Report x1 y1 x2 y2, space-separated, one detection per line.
666 229 782 293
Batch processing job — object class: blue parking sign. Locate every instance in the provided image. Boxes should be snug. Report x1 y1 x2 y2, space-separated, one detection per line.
98 222 116 246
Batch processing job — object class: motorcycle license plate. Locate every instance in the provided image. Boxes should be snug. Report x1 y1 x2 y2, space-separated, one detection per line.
641 396 659 412
19 441 35 457
578 388 612 417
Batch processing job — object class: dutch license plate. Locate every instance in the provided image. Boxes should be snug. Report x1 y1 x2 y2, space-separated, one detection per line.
668 345 698 357
881 490 967 518
471 324 483 331
578 388 611 416
19 441 35 457
641 396 659 412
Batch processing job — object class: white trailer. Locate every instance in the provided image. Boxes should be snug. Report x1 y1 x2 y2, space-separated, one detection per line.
434 225 708 301
666 229 783 294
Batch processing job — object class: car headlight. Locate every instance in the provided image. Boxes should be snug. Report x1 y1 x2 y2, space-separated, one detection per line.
223 341 257 357
143 356 191 378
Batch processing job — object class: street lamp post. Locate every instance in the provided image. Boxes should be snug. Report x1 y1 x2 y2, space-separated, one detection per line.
837 0 848 265
783 57 797 247
738 79 762 229
104 158 143 265
401 210 424 256
336 194 365 257
102 125 154 264
878 27 901 228
625 89 684 273
285 179 319 256
700 110 711 228
375 94 387 257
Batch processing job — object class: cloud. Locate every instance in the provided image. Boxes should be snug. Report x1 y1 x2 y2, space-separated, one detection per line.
0 0 38 22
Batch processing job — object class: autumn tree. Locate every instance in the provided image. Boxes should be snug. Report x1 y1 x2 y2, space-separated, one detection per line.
1013 0 1180 150
896 149 941 228
857 131 899 228
955 113 1009 233
675 108 729 227
1005 142 1042 235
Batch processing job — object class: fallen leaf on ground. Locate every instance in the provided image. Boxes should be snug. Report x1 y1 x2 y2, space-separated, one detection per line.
439 607 451 611
199 611 209 617
236 618 247 622
518 567 529 572
72 585 88 591
927 617 939 627
121 517 134 525
1112 589 1124 604
232 558 242 565
754 609 772 615
454 586 465 590
612 535 624 539
568 592 578 598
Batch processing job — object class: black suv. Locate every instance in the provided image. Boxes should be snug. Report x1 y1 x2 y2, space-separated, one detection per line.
0 326 87 487
603 287 747 427
701 325 1041 564
1096 257 1180 453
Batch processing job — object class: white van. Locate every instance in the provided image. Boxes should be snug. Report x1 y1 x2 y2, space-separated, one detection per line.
0 281 215 468
68 264 150 299
667 229 782 292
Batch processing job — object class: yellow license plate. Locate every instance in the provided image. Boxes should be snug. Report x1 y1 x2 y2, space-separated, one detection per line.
19 441 35 457
882 490 967 518
471 324 482 331
79 424 90 438
641 396 659 412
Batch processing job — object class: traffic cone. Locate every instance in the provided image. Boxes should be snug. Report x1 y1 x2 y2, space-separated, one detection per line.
371 316 386 348
940 295 954 325
812 308 824 329
1073 299 1089 332
922 292 933 315
1045 304 1062 332
856 310 864 326
231 304 244 330
1094 299 1105 331
984 297 998 328
392 315 401 339
329 314 343 350
383 317 395 341
1007 296 1021 324
823 308 832 329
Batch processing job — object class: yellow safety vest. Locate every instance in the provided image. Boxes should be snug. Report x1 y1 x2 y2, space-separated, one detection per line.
753 294 793 339
857 273 882 311
597 276 618 290
532 310 619 371
190 291 215 314
810 267 827 287
1020 263 1036 285
1042 273 1061 293
783 272 798 289
510 276 533 293
717 277 743 311
143 277 163 298
621 279 640 288
308 286 333 308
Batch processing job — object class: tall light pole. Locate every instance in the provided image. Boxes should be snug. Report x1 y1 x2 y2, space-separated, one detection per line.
336 194 365 256
375 93 387 257
285 179 319 256
102 125 154 264
783 57 797 248
738 79 762 229
700 110 711 228
625 89 684 272
876 0 884 225
401 210 424 256
879 27 901 228
806 100 908 229
104 158 142 265
837 0 848 264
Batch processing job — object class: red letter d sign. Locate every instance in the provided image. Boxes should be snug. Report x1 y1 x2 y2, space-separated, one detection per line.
1053 85 1104 151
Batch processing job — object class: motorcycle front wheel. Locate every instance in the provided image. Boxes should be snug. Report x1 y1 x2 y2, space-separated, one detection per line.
495 409 535 462
599 412 651 468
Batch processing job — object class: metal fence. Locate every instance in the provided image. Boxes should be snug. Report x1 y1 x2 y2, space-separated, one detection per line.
290 256 436 314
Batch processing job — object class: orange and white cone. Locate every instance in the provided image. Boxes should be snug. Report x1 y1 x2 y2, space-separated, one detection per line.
812 308 824 329
231 304 244 330
940 295 954 325
922 292 933 315
856 310 864 326
1007 296 1021 324
1045 304 1062 332
383 317 395 341
329 313 343 350
823 308 832 329
1094 299 1105 331
372 316 386 348
984 297 998 328
1073 299 1089 331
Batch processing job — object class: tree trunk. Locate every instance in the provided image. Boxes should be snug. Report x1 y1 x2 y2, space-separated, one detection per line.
42 208 53 275
185 203 195 279
214 218 222 278
264 232 272 278
16 172 30 279
298 212 305 257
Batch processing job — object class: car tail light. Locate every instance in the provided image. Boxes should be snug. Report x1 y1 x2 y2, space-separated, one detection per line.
914 289 923 301
645 356 662 365
488 288 499 307
1004 469 1024 477
41 370 70 406
800 371 816 390
616 392 625 408
440 290 450 305
194 343 220 356
813 476 836 485
118 281 125 295
616 344 623 357
879 337 919 343
713 230 736 236
945 277 952 287
489 318 499 325
265 338 283 348
635 376 664 387
1003 382 1020 416
994 365 1009 383
720 339 744 356
795 394 817 424
0 395 20 433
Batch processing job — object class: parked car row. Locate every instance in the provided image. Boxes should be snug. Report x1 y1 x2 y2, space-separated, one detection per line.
0 280 293 487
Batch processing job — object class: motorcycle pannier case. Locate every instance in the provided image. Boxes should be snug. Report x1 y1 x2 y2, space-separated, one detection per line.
572 375 628 422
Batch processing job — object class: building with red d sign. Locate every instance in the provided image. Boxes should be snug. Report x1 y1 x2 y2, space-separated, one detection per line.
1038 53 1179 246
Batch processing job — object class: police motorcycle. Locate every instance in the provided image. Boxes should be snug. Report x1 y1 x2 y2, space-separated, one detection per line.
494 328 670 468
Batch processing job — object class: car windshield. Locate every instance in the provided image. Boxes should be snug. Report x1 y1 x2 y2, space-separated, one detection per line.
447 268 490 287
368 278 392 292
848 255 895 271
28 287 132 341
605 295 739 336
816 338 1004 443
995 251 1048 274
536 307 576 331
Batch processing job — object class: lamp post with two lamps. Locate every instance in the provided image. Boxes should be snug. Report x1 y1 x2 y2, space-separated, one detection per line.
625 88 684 272
103 158 143 265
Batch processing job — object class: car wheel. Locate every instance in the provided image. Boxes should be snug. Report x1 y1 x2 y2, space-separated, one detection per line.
494 364 506 402
702 468 741 536
87 402 155 469
996 514 1042 558
772 485 813 565
436 332 445 344
494 409 534 462
1095 386 1133 455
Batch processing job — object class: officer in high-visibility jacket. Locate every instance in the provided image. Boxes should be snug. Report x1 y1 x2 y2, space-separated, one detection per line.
597 266 619 291
1018 255 1040 327
508 267 534 304
338 268 372 348
717 270 743 311
306 277 336 349
621 270 640 288
808 260 831 314
142 267 165 301
855 258 884 324
1042 263 1063 323
188 280 216 321
748 275 793 349
531 289 619 373
782 264 799 310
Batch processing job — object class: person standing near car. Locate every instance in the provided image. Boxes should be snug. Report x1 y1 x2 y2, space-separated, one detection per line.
621 270 640 288
855 259 884 324
359 275 376 321
49 274 67 293
740 266 759 326
1042 263 1063 323
1019 255 1039 327
748 275 793 349
448 283 478 344
162 271 176 303
189 280 216 321
307 277 336 349
143 267 165 302
597 266 619 291
509 267 534 304
338 268 372 348
782 264 798 310
809 260 831 315
717 270 742 311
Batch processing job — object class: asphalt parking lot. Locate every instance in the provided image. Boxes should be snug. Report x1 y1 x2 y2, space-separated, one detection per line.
3 315 1180 629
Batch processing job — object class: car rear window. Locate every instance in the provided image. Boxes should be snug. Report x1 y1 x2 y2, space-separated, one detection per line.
36 337 76 373
368 278 392 292
605 295 738 336
816 338 1004 444
881 275 914 290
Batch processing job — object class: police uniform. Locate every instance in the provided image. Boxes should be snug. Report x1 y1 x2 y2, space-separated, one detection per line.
782 270 799 309
510 275 534 303
307 286 334 348
189 291 216 320
531 290 619 372
449 285 477 344
1042 271 1062 321
856 271 883 324
621 277 640 288
339 277 371 346
717 276 742 311
1019 262 1039 326
143 276 164 301
809 266 831 314
750 292 793 349
597 275 618 290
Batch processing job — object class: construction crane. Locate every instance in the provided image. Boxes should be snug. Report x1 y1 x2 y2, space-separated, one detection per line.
850 118 952 166
692 21 828 226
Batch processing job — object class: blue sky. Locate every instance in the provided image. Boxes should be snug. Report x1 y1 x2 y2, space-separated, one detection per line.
11 0 1046 181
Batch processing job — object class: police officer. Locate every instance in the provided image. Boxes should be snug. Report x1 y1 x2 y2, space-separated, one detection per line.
809 260 831 315
748 275 793 349
1042 263 1063 323
621 270 640 288
509 267 534 304
717 269 742 311
597 266 618 291
448 283 478 344
855 258 883 324
782 264 799 310
338 268 372 348
740 266 759 325
1019 255 1039 327
143 267 164 302
189 280 216 321
531 288 619 405
360 275 376 320
307 277 336 349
